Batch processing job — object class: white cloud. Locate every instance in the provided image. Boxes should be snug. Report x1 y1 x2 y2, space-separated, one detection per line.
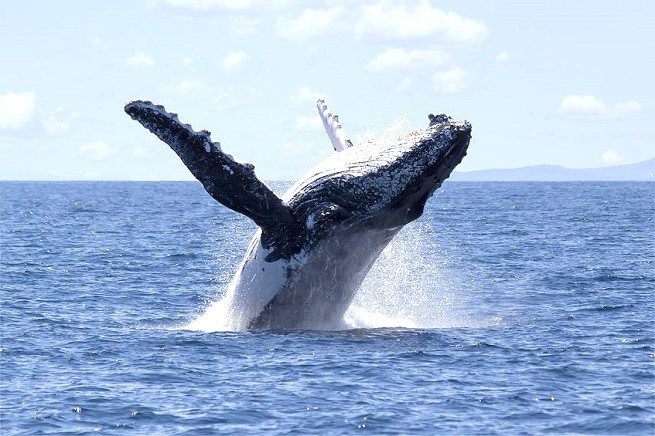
164 80 261 109
0 142 11 151
84 171 101 179
496 51 510 62
614 100 643 114
125 52 156 68
367 48 450 72
80 142 113 161
602 150 625 166
153 0 250 10
220 51 250 71
393 76 414 93
354 119 411 144
0 91 36 130
434 68 470 94
229 17 262 38
277 7 344 39
356 1 487 43
133 137 161 159
167 79 210 98
43 107 81 136
381 119 410 140
295 115 322 131
291 85 324 108
559 95 605 116
151 0 298 12
133 144 155 159
558 95 642 118
92 37 112 51
181 56 193 67
213 87 260 111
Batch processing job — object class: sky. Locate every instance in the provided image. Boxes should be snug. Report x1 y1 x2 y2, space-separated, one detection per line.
1 0 653 181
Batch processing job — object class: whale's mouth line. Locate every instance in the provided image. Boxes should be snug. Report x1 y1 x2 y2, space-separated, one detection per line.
393 127 471 224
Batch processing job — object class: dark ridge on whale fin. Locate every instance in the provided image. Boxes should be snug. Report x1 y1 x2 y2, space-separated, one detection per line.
125 100 301 261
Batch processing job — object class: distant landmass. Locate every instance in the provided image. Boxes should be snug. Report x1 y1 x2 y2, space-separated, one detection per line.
450 158 655 181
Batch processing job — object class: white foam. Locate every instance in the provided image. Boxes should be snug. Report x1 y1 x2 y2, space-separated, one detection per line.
345 220 484 329
186 298 232 332
184 219 489 332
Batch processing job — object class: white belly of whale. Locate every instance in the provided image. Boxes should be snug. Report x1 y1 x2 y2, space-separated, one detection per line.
189 226 399 331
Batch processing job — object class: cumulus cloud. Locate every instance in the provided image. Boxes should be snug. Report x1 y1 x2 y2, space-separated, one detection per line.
133 137 162 159
558 95 605 116
92 37 112 51
295 115 322 131
367 48 450 72
615 101 642 112
220 51 250 71
434 68 470 94
167 79 211 98
602 150 625 166
496 51 510 62
43 107 81 136
83 171 101 179
125 52 156 68
213 87 260 111
291 85 324 108
558 95 642 118
356 1 487 43
229 17 262 38
276 7 344 39
133 144 155 159
80 142 113 161
153 0 296 10
393 76 414 93
0 91 36 130
153 0 251 10
180 56 193 67
163 79 261 109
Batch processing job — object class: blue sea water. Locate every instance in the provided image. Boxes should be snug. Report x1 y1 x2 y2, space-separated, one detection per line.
1 181 653 434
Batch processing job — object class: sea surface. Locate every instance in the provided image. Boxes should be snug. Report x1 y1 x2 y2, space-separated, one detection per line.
1 181 653 434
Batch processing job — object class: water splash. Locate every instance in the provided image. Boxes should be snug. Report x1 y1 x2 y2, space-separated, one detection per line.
186 298 232 332
354 117 412 146
344 220 479 329
185 218 488 332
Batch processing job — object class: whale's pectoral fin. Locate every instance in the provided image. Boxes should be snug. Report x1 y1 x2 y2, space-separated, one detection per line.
317 99 353 152
125 100 301 261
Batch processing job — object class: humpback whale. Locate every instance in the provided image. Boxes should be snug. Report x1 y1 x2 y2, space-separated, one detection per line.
125 100 471 330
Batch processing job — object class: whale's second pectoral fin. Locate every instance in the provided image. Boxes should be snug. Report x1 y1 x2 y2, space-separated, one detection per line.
125 100 301 261
317 99 353 152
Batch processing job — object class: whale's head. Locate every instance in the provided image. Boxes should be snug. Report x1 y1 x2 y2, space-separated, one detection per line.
286 114 471 237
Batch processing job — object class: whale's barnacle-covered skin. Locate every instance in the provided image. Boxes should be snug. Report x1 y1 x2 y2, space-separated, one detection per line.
124 101 302 261
125 99 471 330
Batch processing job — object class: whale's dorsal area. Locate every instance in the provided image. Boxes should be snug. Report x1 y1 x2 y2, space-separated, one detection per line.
125 99 471 329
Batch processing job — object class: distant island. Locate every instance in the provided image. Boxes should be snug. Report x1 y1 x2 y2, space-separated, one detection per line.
450 158 655 182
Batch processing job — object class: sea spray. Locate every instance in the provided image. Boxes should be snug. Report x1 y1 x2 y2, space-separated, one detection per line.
186 297 232 332
346 218 466 329
187 217 475 331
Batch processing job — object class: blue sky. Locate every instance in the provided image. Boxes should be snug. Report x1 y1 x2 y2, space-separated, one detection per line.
1 0 652 181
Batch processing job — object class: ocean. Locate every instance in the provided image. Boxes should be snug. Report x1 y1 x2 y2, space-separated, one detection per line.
1 181 653 434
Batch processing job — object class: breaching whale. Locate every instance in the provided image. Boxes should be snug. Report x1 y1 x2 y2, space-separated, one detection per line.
125 99 471 330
